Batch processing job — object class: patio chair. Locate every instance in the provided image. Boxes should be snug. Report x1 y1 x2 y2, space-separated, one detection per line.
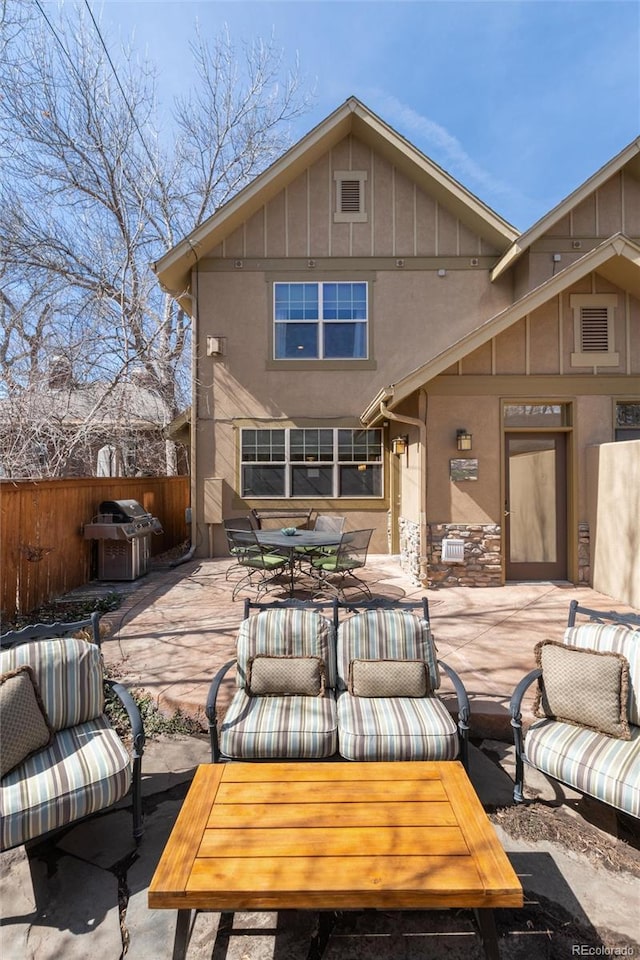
294 514 346 565
510 601 640 818
0 613 145 850
334 600 470 769
222 516 257 580
226 527 289 601
205 604 338 762
308 528 373 600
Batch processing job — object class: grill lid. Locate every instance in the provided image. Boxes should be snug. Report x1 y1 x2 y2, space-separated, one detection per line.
99 499 151 522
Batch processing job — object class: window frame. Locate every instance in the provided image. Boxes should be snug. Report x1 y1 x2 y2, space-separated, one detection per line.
570 294 619 367
273 281 369 361
240 426 384 499
614 399 640 441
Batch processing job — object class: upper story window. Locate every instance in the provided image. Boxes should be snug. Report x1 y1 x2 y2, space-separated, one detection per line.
333 170 367 222
570 294 619 367
241 427 383 498
274 282 368 360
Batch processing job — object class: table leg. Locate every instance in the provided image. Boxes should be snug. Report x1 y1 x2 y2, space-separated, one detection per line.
172 909 192 960
473 908 500 960
307 910 339 960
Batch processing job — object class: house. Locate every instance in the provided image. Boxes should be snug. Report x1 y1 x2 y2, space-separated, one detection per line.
152 97 640 599
0 360 187 478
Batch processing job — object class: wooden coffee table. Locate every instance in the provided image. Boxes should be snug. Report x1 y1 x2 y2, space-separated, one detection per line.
148 761 522 959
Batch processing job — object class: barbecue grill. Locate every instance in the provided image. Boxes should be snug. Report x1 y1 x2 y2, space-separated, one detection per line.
84 499 163 580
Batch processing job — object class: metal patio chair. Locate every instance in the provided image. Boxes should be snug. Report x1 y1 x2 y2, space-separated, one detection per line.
226 527 289 600
308 528 374 601
223 516 257 580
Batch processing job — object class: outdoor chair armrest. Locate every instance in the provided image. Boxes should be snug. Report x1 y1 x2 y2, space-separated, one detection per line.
205 658 237 762
509 668 542 725
105 678 145 842
105 679 146 757
437 659 471 771
509 667 542 805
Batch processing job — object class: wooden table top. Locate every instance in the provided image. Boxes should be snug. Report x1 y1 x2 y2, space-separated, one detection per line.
148 761 523 913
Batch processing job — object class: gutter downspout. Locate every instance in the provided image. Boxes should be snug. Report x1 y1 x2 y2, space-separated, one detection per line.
171 261 199 568
381 392 429 586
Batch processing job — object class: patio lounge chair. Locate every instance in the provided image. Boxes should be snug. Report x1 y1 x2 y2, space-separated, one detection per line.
334 599 470 768
510 601 640 818
0 613 145 850
206 603 338 762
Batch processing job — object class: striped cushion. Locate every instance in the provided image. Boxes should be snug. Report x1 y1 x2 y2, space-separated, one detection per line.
337 690 458 762
0 638 104 731
525 718 640 818
219 689 338 759
236 610 337 690
0 714 132 850
337 610 439 692
564 624 640 725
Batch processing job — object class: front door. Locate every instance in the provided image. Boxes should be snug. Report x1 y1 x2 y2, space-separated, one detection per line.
505 432 567 581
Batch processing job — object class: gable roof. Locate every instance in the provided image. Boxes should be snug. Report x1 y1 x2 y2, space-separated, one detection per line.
152 97 519 301
491 136 640 282
361 233 640 424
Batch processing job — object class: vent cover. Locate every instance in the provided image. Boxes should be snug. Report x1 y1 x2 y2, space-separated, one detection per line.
340 179 361 213
441 538 465 563
580 307 609 352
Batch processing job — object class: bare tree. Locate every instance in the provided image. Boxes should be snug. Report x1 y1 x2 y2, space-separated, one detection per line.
0 3 311 477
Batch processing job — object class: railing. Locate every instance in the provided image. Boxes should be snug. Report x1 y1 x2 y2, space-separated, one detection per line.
0 476 190 618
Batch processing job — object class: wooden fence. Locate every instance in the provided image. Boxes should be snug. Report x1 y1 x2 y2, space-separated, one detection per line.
1 476 190 619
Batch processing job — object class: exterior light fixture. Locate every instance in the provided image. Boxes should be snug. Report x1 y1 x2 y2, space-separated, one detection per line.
456 429 472 451
391 436 408 457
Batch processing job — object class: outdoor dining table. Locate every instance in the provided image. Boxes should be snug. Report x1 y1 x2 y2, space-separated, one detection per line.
256 529 342 596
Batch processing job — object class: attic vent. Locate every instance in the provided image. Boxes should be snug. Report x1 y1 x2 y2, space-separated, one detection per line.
580 307 609 352
340 180 360 212
333 170 367 222
570 293 618 367
441 538 465 563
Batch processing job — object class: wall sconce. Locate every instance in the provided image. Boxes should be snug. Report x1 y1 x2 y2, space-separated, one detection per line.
456 429 472 451
391 436 409 457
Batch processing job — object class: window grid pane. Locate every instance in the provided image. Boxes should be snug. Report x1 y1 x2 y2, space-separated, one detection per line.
274 282 368 360
241 428 383 498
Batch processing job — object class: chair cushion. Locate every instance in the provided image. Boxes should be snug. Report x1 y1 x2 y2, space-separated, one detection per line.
236 609 337 690
0 714 132 850
219 689 338 760
247 655 325 697
534 640 631 740
336 690 458 762
0 637 104 731
0 667 54 777
564 623 640 725
348 659 429 698
524 719 640 819
336 610 439 692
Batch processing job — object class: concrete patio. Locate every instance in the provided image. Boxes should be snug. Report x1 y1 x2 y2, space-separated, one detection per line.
1 557 638 958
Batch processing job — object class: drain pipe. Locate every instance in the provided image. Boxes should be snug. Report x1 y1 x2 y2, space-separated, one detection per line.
380 393 429 585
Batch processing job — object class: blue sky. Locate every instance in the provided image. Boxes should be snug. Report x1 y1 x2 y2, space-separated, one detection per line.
88 0 639 230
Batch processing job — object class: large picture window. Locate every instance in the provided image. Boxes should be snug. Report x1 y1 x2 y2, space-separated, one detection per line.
274 282 368 359
241 427 382 498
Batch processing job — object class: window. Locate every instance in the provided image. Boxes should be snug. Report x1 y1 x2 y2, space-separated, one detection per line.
274 282 368 360
333 170 367 222
615 401 640 441
241 427 383 498
570 294 619 367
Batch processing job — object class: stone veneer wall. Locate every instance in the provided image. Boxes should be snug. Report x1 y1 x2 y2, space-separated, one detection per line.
398 516 422 585
399 518 590 588
427 523 502 587
578 522 590 585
